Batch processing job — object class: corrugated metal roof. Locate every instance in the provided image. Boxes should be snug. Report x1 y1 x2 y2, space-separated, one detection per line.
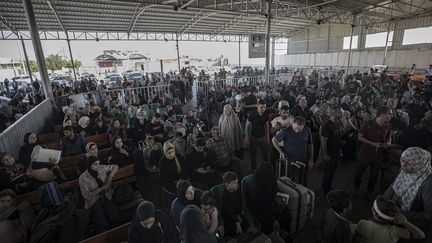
0 0 431 40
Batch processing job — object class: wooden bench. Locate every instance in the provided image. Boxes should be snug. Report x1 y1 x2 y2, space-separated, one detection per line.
53 124 63 133
86 134 110 149
46 142 61 150
39 132 60 144
15 164 136 212
59 148 111 177
79 222 130 243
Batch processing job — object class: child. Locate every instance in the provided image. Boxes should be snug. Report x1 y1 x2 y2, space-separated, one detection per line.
200 190 219 234
354 196 425 243
321 189 352 243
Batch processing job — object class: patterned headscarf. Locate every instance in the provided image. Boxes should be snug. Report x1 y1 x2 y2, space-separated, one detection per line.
392 147 432 211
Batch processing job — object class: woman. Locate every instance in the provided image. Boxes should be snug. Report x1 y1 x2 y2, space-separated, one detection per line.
133 108 148 143
384 147 432 242
77 116 93 137
247 162 289 234
0 153 26 193
180 205 217 243
128 200 179 243
133 136 163 203
80 142 106 172
109 137 131 168
18 132 41 168
218 104 243 158
106 119 128 144
78 156 119 232
171 180 203 227
159 141 187 194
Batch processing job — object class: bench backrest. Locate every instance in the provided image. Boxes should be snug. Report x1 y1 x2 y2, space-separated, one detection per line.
59 148 111 170
86 134 109 149
16 164 136 212
79 222 130 243
53 124 63 133
39 132 60 144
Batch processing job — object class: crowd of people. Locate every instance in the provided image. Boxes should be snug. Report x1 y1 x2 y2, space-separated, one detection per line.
0 64 432 243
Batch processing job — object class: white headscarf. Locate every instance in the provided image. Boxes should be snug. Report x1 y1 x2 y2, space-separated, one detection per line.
218 104 243 152
78 116 90 129
392 147 432 211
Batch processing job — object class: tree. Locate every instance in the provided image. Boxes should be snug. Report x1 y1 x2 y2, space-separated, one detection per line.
25 60 38 73
65 59 82 69
45 54 67 71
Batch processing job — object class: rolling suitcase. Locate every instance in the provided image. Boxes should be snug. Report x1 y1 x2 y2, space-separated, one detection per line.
278 159 306 185
277 176 315 234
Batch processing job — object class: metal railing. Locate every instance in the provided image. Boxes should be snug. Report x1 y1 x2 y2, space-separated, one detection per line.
66 85 172 106
195 73 294 91
0 98 54 158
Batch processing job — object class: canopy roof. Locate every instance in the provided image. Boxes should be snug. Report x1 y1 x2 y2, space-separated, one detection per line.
1 0 431 41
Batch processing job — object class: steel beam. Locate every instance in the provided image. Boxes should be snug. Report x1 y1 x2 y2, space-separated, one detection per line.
20 35 33 83
45 0 67 32
265 0 271 83
22 0 54 101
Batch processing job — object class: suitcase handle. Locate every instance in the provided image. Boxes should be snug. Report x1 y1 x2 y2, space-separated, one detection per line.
279 177 296 187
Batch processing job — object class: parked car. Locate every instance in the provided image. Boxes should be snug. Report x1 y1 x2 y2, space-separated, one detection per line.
127 71 143 82
105 73 122 82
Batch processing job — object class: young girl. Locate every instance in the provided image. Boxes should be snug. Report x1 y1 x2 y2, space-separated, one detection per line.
200 191 219 234
354 196 425 243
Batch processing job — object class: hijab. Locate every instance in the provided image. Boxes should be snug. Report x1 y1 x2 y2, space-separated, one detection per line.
85 142 97 158
218 104 243 152
163 141 181 174
180 205 217 243
128 201 163 243
20 132 40 163
84 156 104 187
78 116 90 129
176 180 200 206
392 147 432 211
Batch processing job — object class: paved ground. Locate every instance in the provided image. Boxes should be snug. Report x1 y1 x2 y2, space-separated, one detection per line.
178 100 399 243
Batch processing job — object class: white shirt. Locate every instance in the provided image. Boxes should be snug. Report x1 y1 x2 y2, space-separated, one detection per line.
271 116 294 128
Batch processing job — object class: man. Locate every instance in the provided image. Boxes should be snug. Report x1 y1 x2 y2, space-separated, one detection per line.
164 110 185 139
315 93 338 124
60 126 86 157
270 105 294 132
206 127 232 173
220 171 244 237
353 106 392 199
3 78 9 94
245 100 270 170
272 116 314 185
145 113 165 141
320 105 344 194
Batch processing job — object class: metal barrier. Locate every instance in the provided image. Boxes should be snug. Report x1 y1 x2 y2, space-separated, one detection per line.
0 99 54 158
68 85 171 106
195 73 293 92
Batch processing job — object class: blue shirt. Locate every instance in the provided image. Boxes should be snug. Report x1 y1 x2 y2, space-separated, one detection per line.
274 125 312 162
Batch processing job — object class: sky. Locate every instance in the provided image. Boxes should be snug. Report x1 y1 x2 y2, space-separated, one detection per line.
0 39 272 69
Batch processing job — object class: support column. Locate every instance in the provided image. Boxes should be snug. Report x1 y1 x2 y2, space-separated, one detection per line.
66 33 78 83
20 35 33 83
271 36 275 69
346 24 355 75
22 0 53 100
238 38 241 67
176 34 181 73
383 22 392 65
264 0 272 83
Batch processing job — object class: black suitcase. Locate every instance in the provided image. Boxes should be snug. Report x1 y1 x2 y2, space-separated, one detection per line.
278 159 306 186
